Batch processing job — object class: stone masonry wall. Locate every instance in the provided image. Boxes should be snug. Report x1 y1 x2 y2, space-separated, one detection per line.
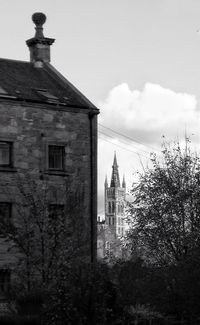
0 100 92 267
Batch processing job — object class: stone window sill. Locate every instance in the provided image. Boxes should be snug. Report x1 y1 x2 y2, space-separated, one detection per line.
44 170 69 176
0 167 17 173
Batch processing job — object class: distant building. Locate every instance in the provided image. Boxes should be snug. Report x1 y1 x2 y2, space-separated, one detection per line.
97 153 127 259
0 12 99 296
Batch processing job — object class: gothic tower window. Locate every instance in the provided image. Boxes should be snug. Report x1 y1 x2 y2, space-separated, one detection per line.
112 202 115 213
108 202 111 214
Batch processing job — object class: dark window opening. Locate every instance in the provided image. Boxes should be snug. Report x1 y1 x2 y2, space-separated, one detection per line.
108 202 111 214
49 204 64 219
0 270 10 293
48 145 65 170
0 142 12 167
112 202 115 213
0 202 12 220
0 203 12 237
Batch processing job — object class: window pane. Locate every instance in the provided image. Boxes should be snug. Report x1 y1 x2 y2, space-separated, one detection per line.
0 270 10 293
0 142 11 166
48 145 64 170
108 202 111 214
49 204 64 219
0 203 11 220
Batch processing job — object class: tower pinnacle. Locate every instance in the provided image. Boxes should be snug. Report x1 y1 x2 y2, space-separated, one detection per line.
110 152 120 187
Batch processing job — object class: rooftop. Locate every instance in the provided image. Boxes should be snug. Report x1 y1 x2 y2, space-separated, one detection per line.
0 58 96 109
0 12 97 110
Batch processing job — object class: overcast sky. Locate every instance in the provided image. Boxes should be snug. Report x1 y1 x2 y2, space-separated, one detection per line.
1 0 200 215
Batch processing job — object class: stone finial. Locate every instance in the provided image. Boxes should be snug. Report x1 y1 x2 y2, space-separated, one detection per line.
32 12 46 38
26 12 55 64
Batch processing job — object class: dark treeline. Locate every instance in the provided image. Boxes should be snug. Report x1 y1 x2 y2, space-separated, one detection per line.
2 140 200 324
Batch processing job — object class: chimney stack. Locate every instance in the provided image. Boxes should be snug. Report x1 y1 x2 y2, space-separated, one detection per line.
26 13 55 64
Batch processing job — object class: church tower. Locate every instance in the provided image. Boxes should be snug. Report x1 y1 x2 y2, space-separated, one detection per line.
104 152 126 238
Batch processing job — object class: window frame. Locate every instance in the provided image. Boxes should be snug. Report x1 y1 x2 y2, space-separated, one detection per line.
0 141 13 168
48 145 65 171
0 202 12 220
48 204 65 220
0 269 11 293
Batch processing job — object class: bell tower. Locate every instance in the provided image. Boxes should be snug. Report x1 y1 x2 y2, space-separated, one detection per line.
104 152 126 238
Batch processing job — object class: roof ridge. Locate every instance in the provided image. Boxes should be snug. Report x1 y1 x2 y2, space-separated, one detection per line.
0 57 31 64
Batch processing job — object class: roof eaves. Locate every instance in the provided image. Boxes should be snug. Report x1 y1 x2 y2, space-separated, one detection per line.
44 62 99 111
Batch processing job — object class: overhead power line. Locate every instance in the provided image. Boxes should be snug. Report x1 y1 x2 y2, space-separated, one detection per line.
98 123 160 153
99 130 152 156
98 131 150 159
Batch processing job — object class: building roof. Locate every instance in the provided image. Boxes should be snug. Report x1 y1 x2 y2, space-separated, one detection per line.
0 58 97 110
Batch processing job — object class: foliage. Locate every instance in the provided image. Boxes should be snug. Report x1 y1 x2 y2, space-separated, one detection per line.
42 262 126 325
0 172 87 292
127 140 200 265
123 140 200 324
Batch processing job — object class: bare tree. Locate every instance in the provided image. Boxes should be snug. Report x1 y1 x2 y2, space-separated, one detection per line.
0 172 87 292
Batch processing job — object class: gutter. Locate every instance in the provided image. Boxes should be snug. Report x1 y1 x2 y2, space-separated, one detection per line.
89 110 99 263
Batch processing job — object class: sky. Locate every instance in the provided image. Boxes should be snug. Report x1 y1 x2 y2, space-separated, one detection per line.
1 0 200 215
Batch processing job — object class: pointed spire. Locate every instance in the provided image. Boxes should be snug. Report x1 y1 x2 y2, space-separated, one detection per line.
104 175 108 188
113 151 118 167
110 152 120 187
122 174 126 189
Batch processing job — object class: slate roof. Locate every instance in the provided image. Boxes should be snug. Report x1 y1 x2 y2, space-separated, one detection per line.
0 58 97 109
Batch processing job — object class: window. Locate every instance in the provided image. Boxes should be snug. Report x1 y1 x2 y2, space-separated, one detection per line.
0 203 11 220
0 203 11 238
48 145 65 170
49 204 64 219
112 202 115 213
0 270 10 293
0 142 12 167
108 202 111 214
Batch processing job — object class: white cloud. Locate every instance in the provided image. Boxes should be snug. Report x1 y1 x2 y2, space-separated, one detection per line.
98 83 199 214
99 83 199 144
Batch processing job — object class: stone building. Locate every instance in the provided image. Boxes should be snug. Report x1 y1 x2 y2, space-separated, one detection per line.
0 13 98 294
97 153 127 259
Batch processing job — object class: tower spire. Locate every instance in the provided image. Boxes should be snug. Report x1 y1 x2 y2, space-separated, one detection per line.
110 152 120 187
